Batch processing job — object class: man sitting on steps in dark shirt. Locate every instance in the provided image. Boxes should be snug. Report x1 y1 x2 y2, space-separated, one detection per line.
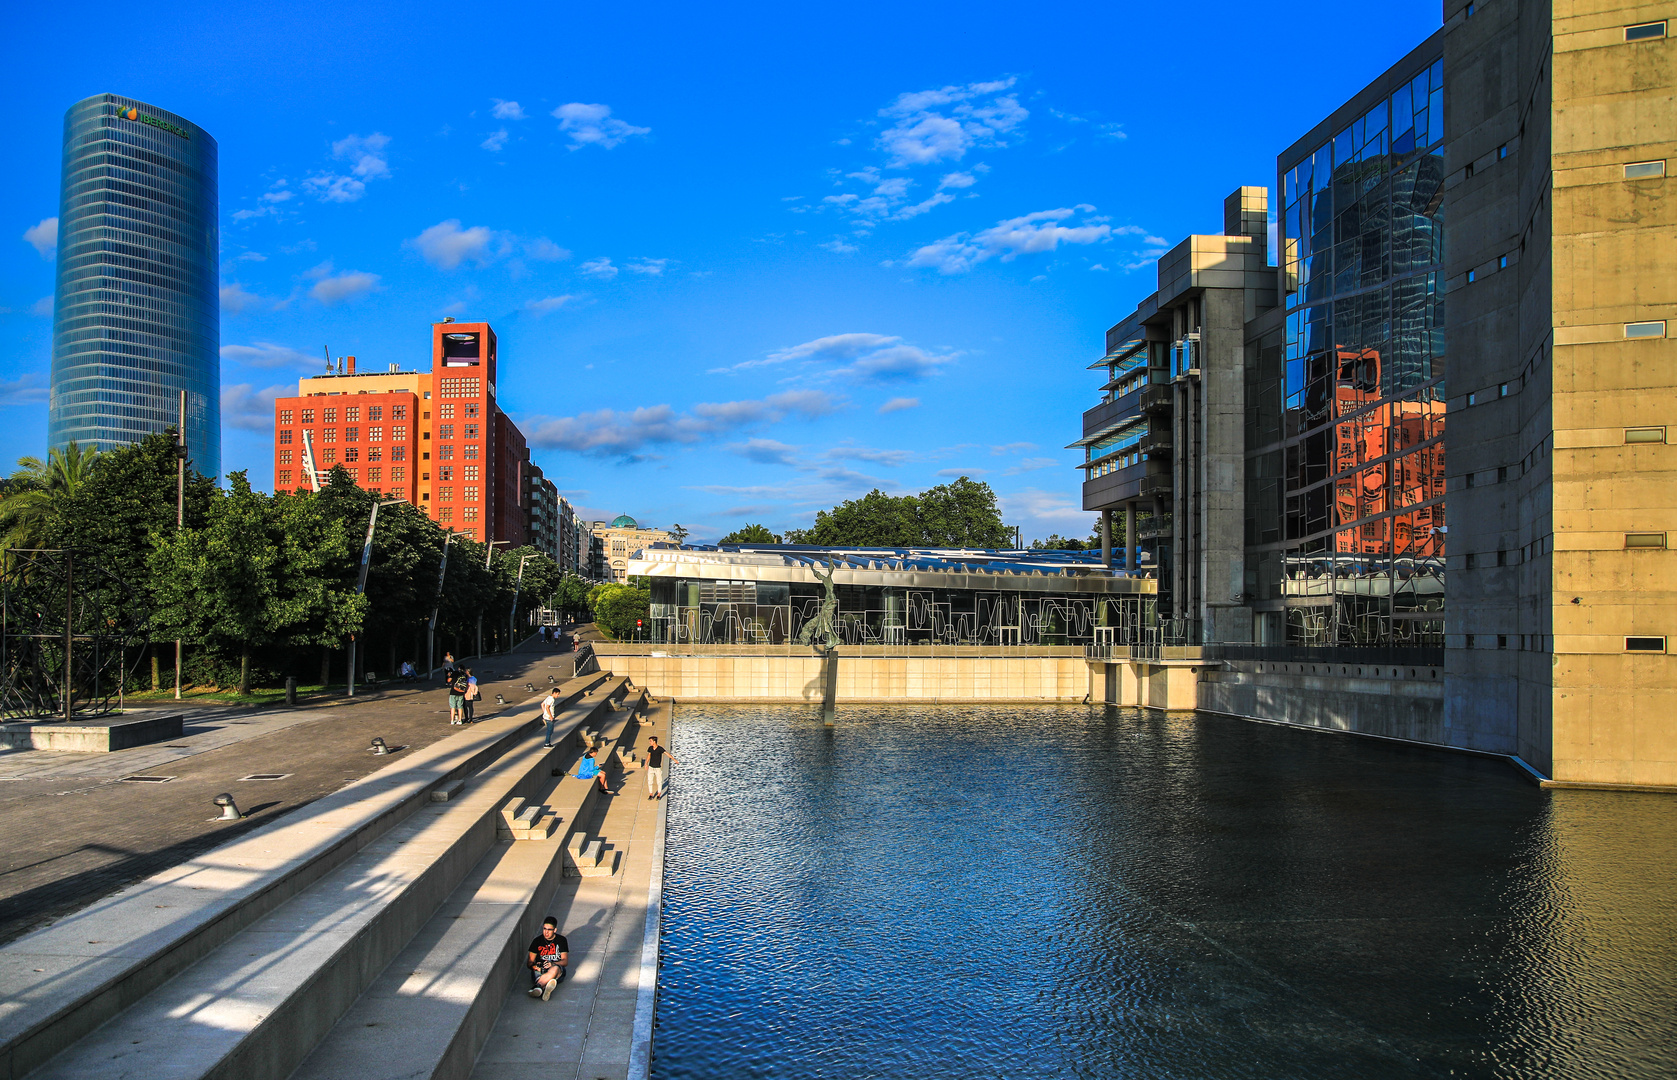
527 916 569 1000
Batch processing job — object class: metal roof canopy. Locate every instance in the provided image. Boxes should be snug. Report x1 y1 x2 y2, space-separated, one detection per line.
628 546 1156 596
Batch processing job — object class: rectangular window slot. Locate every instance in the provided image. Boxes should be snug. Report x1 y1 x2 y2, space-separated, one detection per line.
1499 383 1510 396
1467 269 1476 283
1625 427 1666 443
1498 255 1509 269
1625 21 1666 41
1625 533 1667 549
1625 160 1666 179
1497 635 1508 649
119 775 175 783
1625 321 1667 338
238 773 293 781
1626 636 1667 652
1497 144 1508 160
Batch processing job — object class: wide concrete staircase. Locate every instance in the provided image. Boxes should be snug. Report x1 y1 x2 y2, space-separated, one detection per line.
0 670 650 1080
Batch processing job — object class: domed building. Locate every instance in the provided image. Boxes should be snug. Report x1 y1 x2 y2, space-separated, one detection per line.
591 515 675 582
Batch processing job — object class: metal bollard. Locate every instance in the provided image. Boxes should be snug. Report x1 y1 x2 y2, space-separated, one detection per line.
285 676 297 706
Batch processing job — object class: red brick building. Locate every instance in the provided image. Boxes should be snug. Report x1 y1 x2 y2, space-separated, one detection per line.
271 320 529 545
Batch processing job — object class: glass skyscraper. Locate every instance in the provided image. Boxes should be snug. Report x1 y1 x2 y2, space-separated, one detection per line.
49 93 220 479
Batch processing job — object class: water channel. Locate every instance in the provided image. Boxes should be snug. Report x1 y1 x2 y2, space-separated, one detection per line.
651 704 1677 1079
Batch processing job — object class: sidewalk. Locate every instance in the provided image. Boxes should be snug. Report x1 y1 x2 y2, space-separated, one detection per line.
0 644 578 946
469 700 670 1080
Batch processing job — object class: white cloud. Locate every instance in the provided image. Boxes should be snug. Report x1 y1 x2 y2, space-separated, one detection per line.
304 133 391 203
626 258 669 276
820 238 859 254
579 257 618 279
936 467 987 477
990 442 1038 455
904 206 1111 274
526 237 570 261
939 171 978 190
710 332 956 382
0 372 49 406
220 283 266 314
552 103 650 150
29 296 52 317
481 129 509 152
524 295 575 315
261 188 293 204
824 444 912 467
892 192 954 219
411 219 500 269
221 383 289 431
523 390 842 458
728 438 801 465
305 262 380 304
491 99 527 120
23 217 57 259
1000 487 1090 533
221 342 317 369
1002 457 1060 476
878 78 1027 167
877 397 919 414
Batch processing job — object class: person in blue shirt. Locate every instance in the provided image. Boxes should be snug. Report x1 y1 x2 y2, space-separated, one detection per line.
575 749 612 795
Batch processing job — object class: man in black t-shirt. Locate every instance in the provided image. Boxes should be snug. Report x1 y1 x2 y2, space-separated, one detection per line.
644 737 679 800
526 916 569 1000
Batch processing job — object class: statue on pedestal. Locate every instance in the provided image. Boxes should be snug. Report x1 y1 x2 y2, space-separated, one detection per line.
797 559 842 651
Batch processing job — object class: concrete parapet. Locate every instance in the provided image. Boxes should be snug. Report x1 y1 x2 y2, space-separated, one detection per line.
0 712 184 752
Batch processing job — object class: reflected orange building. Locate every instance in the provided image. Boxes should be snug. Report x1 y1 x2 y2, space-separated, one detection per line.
1331 348 1445 558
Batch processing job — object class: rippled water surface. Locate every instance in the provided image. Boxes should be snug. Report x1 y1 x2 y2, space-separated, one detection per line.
651 705 1677 1079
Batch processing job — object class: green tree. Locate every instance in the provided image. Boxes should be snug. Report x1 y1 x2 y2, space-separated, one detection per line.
783 477 1007 548
0 442 104 560
668 523 689 544
553 575 593 622
589 581 650 639
719 523 780 544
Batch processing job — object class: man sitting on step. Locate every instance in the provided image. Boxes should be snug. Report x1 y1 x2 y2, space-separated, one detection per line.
527 916 569 1000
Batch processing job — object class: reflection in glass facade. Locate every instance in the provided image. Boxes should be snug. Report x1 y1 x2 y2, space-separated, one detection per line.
1250 56 1446 647
632 547 1158 647
50 94 220 479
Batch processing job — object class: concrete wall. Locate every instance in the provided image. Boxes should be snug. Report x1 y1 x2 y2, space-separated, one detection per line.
1198 661 1447 745
592 647 1094 702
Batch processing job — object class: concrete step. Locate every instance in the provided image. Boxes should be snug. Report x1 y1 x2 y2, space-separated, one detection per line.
4 675 627 1080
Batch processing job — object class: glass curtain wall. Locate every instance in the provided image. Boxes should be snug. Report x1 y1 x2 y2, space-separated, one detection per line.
648 579 1155 648
49 94 220 478
1255 57 1447 647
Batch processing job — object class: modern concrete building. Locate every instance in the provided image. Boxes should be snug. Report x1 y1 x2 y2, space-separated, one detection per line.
592 516 673 583
271 320 529 546
1077 5 1676 789
523 461 560 561
49 94 220 478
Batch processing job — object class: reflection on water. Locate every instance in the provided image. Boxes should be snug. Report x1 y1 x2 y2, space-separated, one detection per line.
652 705 1677 1080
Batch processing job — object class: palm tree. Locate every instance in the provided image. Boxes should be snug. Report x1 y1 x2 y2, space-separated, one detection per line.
0 442 103 559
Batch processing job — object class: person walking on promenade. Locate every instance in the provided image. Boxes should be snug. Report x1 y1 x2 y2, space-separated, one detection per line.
526 917 568 1000
447 668 467 725
442 651 456 680
542 687 563 747
462 668 479 723
645 736 678 800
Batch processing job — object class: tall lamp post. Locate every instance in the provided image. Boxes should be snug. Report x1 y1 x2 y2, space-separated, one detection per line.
428 529 469 678
347 497 407 698
479 540 508 657
508 554 532 652
174 390 186 700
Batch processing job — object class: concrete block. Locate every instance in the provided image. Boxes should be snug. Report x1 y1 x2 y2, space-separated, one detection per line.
430 780 467 803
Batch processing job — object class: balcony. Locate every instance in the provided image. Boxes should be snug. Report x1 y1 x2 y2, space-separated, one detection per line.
1140 431 1172 458
1139 474 1173 499
1141 384 1173 414
1082 397 1139 440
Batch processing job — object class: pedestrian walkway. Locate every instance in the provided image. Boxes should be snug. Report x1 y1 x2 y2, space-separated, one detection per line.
0 647 577 946
469 701 669 1080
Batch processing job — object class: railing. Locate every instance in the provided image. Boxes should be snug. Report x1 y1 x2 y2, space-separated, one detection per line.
1206 644 1444 667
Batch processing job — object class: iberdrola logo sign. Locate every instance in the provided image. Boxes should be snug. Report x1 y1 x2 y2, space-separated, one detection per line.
117 105 189 139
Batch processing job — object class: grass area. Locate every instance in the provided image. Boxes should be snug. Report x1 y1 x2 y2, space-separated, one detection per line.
120 683 347 707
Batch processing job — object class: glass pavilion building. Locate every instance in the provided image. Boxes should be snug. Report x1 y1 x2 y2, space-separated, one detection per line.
49 94 220 479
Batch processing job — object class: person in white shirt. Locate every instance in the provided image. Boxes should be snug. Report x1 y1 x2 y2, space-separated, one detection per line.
542 687 562 747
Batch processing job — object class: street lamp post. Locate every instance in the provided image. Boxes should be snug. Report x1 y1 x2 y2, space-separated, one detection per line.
175 390 186 700
428 529 468 678
480 540 509 656
508 554 532 651
347 497 407 698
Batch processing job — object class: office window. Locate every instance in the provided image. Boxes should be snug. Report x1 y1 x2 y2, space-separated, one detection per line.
464 465 480 481
1625 533 1667 549
368 426 382 442
464 506 479 522
279 409 293 423
438 424 454 439
464 444 479 459
301 409 315 423
440 445 455 459
323 408 337 423
393 447 407 462
465 403 480 418
323 448 337 463
1625 21 1666 41
464 485 480 501
369 405 383 421
440 507 453 522
367 467 382 482
322 428 337 443
344 448 359 462
347 407 360 422
279 430 293 444
1626 636 1666 652
464 424 480 439
368 448 382 462
440 404 456 419
1625 427 1666 443
392 466 406 481
1625 160 1667 179
439 465 454 481
393 405 407 420
278 470 292 483
439 486 453 501
279 449 292 464
346 426 359 442
393 425 407 441
1626 321 1667 338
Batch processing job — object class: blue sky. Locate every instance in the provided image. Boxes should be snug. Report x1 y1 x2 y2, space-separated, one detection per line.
3 0 1443 542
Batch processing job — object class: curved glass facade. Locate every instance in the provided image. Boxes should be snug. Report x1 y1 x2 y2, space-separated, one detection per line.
49 94 219 479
